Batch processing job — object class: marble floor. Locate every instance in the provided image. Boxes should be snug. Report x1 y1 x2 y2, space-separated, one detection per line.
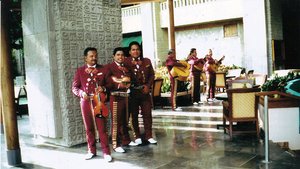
1 100 300 169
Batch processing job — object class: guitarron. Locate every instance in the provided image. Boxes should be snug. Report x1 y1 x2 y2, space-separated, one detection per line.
170 60 191 81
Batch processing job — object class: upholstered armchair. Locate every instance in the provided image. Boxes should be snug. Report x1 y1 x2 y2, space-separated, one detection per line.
151 78 164 109
215 72 226 92
228 79 255 89
222 88 261 140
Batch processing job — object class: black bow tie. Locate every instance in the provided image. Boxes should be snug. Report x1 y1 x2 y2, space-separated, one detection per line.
133 57 140 61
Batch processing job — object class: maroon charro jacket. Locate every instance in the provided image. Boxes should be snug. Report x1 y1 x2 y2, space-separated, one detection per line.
72 64 107 99
105 61 131 92
124 57 154 90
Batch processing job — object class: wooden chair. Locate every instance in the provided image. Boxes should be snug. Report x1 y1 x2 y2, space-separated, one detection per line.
222 88 260 140
151 78 164 109
14 85 28 118
172 77 192 110
229 79 255 89
247 70 254 75
252 74 267 87
215 72 226 92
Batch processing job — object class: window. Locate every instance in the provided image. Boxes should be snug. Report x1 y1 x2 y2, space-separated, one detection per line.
224 24 238 37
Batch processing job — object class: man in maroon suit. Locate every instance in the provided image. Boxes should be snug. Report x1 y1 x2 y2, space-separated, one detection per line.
203 49 217 102
72 47 112 162
105 47 138 153
204 49 224 102
124 41 157 145
187 48 205 104
165 49 187 110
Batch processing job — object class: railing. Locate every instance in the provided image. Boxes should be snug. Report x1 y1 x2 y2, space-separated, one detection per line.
121 5 142 33
160 0 217 11
122 5 141 17
121 0 242 32
160 0 242 28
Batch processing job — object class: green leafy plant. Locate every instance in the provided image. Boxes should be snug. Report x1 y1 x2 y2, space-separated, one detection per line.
154 66 171 93
261 72 300 92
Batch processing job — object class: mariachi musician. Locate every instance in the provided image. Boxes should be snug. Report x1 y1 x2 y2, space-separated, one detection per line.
203 49 225 102
105 47 138 153
165 49 190 110
72 47 112 162
187 48 205 104
124 41 157 145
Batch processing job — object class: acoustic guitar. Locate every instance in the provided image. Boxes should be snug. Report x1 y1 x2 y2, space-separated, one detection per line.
194 58 205 71
205 55 225 72
112 76 131 89
170 60 191 81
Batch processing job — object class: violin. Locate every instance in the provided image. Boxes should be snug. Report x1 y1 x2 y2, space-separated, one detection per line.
92 84 109 118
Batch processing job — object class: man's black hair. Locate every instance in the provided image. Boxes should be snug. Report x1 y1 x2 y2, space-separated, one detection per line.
128 41 143 58
84 47 97 56
113 47 124 55
128 41 140 50
168 49 175 55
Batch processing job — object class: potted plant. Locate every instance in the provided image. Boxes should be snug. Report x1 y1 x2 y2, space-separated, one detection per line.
154 66 171 93
261 72 300 94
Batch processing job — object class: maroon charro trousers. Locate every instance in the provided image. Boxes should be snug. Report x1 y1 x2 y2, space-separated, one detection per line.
80 98 110 155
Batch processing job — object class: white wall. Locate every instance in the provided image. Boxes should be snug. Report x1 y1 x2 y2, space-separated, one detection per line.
242 0 268 74
141 3 156 66
175 22 244 68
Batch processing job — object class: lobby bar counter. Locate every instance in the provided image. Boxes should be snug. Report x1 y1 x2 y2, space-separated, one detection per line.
256 91 300 150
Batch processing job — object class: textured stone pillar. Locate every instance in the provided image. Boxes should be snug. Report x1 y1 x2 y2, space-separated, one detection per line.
22 0 122 146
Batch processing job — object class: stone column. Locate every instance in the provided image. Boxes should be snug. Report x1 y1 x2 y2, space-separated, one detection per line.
22 0 122 146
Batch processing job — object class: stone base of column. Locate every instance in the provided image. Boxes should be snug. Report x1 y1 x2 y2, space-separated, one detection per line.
7 148 22 166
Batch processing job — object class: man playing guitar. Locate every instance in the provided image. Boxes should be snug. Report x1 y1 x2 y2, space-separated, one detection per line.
204 49 225 102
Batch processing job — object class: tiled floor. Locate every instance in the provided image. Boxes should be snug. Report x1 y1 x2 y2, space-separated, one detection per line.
1 99 300 169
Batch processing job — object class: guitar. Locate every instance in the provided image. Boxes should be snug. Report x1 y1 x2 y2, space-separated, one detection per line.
205 55 225 72
111 76 131 89
194 58 205 71
170 60 191 81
